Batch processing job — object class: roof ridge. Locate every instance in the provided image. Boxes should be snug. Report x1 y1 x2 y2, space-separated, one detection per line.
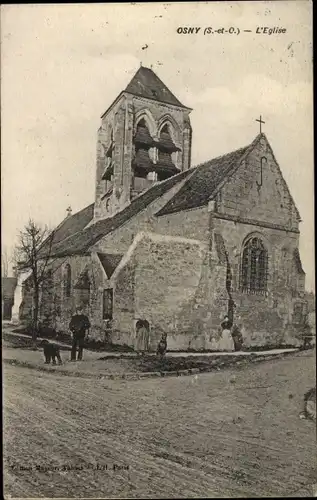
48 169 193 258
37 202 95 258
192 134 262 170
156 134 263 217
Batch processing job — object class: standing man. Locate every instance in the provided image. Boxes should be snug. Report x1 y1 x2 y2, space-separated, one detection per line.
69 306 91 361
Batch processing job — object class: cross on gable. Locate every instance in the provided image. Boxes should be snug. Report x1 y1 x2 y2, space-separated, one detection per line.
256 115 265 133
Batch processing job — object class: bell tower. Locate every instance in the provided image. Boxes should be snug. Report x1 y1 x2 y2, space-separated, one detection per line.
93 66 192 221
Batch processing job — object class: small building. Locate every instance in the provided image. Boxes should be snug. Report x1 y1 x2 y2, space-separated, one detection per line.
2 277 17 320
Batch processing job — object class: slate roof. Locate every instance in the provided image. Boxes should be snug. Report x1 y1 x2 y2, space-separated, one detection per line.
97 253 123 279
47 168 192 258
2 277 17 299
156 136 260 216
38 203 94 258
157 132 301 221
125 66 189 109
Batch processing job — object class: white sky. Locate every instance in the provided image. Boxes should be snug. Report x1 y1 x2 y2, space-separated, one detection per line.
1 2 314 290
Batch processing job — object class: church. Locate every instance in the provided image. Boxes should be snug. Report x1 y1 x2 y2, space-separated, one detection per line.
20 65 308 350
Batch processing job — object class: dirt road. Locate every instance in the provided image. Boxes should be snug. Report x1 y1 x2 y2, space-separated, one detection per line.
3 350 316 498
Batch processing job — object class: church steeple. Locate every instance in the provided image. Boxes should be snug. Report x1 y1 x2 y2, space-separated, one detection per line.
124 66 189 109
93 66 192 221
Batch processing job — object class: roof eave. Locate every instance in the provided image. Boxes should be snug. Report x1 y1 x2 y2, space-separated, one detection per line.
124 90 192 111
100 92 126 119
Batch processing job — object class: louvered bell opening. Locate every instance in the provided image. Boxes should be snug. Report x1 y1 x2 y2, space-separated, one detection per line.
101 162 114 181
155 152 180 180
134 125 155 148
155 164 180 181
156 151 176 168
132 149 154 178
156 131 180 153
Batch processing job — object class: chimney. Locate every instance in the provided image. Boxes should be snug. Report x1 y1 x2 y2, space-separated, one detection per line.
66 206 72 218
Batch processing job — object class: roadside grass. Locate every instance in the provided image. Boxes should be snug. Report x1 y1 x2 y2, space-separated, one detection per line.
3 331 301 378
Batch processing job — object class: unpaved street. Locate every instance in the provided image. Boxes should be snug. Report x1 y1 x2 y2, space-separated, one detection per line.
3 350 316 498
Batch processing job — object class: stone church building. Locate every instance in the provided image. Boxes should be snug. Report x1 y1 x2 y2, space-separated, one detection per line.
20 66 308 350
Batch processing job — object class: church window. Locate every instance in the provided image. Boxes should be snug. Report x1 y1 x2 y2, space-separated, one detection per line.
63 264 72 298
241 237 268 293
103 288 113 320
293 303 304 325
256 157 267 188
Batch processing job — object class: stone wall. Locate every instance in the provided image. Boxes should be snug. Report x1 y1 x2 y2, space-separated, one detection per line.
110 232 208 350
94 96 125 221
218 136 300 232
92 180 208 255
209 217 305 348
111 258 136 347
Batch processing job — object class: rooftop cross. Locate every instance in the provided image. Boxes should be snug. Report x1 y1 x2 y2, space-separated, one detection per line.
256 115 265 134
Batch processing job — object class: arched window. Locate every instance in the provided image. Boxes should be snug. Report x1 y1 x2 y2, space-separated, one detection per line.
63 264 72 298
241 237 268 293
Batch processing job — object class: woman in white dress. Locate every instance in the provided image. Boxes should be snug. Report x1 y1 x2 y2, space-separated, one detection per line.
220 315 235 352
135 319 150 354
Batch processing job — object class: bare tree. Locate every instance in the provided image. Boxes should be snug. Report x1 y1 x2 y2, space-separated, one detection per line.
1 246 10 277
14 219 55 345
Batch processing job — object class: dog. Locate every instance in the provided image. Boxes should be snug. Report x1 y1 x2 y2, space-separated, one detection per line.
40 340 62 365
156 333 167 360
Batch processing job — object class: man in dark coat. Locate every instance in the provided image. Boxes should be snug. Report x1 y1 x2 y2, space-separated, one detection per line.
69 306 91 361
231 325 244 352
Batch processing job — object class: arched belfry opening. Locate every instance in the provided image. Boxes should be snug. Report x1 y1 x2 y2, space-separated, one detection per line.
131 118 157 198
155 123 181 181
101 128 114 189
